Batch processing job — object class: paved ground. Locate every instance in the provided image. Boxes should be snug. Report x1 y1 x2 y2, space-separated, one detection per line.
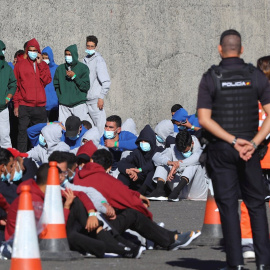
1 200 270 270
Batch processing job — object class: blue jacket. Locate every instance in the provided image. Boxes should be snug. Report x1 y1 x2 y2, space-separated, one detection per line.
172 108 189 132
27 122 87 149
41 46 58 111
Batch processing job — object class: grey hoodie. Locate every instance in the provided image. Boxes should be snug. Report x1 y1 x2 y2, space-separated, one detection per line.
27 124 70 163
121 118 138 137
83 52 111 103
154 120 174 147
152 135 202 173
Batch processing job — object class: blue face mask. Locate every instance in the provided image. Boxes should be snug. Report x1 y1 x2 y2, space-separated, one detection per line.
39 134 46 147
68 171 75 181
28 51 38 60
69 134 79 141
104 130 116 139
140 142 151 152
156 135 165 143
1 167 11 182
178 125 186 131
2 50 5 55
12 170 23 182
43 59 50 65
85 49 95 55
182 150 192 158
60 179 69 188
65 55 72 64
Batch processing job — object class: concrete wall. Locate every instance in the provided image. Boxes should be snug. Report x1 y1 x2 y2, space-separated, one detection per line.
2 0 270 131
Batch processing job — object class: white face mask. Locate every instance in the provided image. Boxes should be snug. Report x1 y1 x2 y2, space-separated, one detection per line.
43 59 50 65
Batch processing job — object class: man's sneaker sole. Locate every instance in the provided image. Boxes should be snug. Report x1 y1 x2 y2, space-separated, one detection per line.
168 197 179 202
243 250 255 259
135 246 146 259
147 196 168 201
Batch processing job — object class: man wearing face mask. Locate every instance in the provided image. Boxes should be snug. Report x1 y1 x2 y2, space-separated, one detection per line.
117 125 164 194
54 44 90 125
100 115 137 171
41 46 59 122
147 130 209 201
13 38 51 153
83 35 111 137
0 41 17 149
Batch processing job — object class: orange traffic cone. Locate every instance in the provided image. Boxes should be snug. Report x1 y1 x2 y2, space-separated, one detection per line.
10 185 42 270
240 202 253 243
39 161 81 260
193 190 223 246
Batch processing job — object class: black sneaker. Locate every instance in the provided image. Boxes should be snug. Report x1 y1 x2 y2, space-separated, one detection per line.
168 231 196 250
122 246 145 259
147 189 167 201
168 188 181 202
219 266 245 270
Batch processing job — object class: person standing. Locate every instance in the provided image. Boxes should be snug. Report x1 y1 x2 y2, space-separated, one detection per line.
0 40 17 148
13 38 51 152
42 46 59 122
83 35 111 136
54 44 90 125
197 29 270 270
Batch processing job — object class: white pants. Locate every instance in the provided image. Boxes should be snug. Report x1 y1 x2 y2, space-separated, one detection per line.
0 108 11 148
153 164 209 200
58 104 89 125
85 100 106 137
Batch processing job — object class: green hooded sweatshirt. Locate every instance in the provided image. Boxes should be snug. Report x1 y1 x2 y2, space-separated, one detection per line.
0 40 17 112
54 44 90 107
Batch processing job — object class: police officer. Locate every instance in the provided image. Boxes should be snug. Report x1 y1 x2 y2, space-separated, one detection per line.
197 29 270 270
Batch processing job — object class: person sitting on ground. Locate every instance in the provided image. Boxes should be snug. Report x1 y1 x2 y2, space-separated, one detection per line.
74 148 201 250
81 120 92 130
26 123 70 164
117 125 163 195
27 115 88 150
147 130 209 202
48 152 143 258
100 115 137 170
154 120 174 148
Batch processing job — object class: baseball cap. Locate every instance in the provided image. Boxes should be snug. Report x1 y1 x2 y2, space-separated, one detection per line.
65 116 81 137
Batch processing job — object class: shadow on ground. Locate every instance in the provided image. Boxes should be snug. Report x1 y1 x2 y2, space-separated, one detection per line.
166 258 225 269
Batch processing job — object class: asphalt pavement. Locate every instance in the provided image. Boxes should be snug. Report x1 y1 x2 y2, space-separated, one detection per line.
1 199 270 270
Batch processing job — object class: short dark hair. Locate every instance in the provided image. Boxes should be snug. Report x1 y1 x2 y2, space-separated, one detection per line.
0 148 13 166
48 151 68 164
41 52 48 56
175 130 192 152
86 35 98 46
220 29 242 54
23 41 29 50
36 163 49 186
171 104 183 113
91 149 113 171
14 50 24 59
106 115 122 128
62 152 77 169
81 120 92 130
257 55 270 80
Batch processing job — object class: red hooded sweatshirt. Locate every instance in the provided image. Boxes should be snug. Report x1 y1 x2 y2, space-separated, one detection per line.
5 179 96 240
13 38 52 108
0 194 10 212
74 162 153 220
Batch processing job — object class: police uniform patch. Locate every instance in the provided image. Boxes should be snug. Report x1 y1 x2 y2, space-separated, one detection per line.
221 80 252 90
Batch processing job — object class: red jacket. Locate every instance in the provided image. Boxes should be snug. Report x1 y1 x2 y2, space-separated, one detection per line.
0 194 10 212
13 38 51 108
5 179 96 240
74 162 153 220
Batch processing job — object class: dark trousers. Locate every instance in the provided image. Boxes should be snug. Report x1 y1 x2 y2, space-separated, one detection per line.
118 170 155 191
17 105 47 152
66 198 105 258
109 208 175 248
46 109 59 122
207 141 270 267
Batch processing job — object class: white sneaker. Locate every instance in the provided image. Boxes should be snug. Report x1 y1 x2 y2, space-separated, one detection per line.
243 250 255 259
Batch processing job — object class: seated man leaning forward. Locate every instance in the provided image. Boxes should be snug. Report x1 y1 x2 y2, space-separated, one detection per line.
100 115 137 170
147 130 209 202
